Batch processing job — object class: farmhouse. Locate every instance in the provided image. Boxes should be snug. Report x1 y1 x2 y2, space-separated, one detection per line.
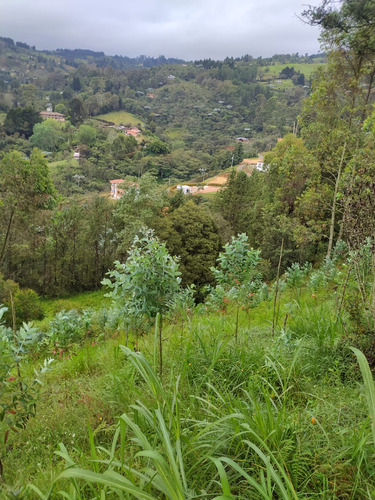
40 111 66 122
110 179 125 199
177 185 192 194
124 127 140 137
40 111 66 121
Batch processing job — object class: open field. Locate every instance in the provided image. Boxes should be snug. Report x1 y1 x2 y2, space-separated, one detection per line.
262 62 324 79
95 110 144 126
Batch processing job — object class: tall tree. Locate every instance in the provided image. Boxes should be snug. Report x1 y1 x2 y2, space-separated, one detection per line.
0 149 57 271
155 201 221 291
301 0 375 256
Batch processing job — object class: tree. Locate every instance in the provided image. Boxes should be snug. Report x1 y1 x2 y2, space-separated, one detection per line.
114 174 167 254
145 138 170 155
68 97 86 126
208 233 262 341
213 170 255 234
103 229 181 374
76 124 97 146
29 119 65 151
111 133 137 160
4 107 42 138
154 201 221 292
301 0 375 257
71 76 81 91
0 149 57 268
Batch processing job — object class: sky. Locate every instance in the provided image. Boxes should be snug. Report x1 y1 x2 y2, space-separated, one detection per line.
1 0 323 60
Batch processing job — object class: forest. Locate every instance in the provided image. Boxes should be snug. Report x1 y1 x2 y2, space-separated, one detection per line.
1 0 375 497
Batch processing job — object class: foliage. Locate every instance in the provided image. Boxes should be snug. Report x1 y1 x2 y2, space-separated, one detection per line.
29 119 66 152
155 201 221 291
114 174 168 253
145 138 170 155
3 107 42 138
208 233 263 338
49 309 92 348
0 305 53 475
0 275 44 327
103 229 182 324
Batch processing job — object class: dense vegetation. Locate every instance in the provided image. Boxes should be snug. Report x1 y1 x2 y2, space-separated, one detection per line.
1 0 375 496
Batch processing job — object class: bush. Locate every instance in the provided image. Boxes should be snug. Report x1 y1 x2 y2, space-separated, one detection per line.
49 309 91 348
14 289 44 325
0 275 44 327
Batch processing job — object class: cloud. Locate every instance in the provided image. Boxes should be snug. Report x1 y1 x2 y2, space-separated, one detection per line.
1 0 322 59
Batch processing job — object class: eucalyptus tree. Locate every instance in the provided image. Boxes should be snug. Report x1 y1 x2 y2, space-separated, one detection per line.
103 229 182 375
301 0 375 257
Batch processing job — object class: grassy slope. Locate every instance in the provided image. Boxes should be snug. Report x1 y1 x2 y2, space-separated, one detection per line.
39 290 110 322
2 286 374 498
95 110 144 126
263 62 324 79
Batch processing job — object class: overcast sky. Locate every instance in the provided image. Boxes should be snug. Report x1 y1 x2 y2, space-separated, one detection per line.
1 0 322 60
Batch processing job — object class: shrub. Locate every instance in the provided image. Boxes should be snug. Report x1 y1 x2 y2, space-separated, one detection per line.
49 309 90 348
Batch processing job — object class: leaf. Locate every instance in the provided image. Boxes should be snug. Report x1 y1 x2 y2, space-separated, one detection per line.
350 347 375 448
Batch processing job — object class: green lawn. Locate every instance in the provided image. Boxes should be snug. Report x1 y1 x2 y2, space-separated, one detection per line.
37 290 111 328
95 110 144 126
262 62 324 79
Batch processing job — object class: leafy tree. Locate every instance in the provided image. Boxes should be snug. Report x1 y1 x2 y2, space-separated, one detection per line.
145 138 170 155
111 133 137 160
0 149 57 268
103 229 181 374
0 275 44 327
280 66 295 79
301 0 375 257
29 119 65 151
233 142 245 165
208 233 262 340
68 97 86 126
76 124 97 146
114 174 167 254
213 170 255 234
4 107 42 138
71 76 81 91
154 201 221 293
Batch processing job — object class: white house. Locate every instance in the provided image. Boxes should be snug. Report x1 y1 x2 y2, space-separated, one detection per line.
110 179 125 199
177 185 191 194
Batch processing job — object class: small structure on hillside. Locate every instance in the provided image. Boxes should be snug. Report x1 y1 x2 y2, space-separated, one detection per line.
177 185 192 194
124 127 140 137
40 111 66 122
110 179 125 199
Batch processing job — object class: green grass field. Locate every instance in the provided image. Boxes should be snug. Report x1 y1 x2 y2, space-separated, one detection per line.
2 284 374 498
40 290 110 320
262 62 324 79
95 110 144 126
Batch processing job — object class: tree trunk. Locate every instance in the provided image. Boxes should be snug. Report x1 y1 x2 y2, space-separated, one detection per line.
272 237 284 335
0 208 15 265
327 142 346 259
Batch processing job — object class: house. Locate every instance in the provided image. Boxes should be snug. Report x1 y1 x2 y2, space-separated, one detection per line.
73 151 80 159
110 179 139 199
235 137 249 143
40 111 66 122
110 179 125 199
177 185 192 195
124 127 140 137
